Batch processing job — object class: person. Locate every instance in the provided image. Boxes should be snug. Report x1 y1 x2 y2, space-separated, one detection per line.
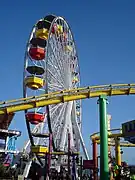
113 165 121 180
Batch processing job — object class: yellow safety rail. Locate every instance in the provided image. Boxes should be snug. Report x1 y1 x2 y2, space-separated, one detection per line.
96 140 135 147
0 83 135 114
91 128 123 141
91 128 135 147
100 142 135 147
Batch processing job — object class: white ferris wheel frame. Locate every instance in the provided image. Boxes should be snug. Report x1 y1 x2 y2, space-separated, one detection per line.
23 15 89 160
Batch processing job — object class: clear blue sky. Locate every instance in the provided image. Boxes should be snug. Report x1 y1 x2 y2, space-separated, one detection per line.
0 0 135 164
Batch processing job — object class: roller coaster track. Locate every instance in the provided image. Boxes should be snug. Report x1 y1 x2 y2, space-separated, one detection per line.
0 83 135 114
90 128 123 140
90 128 135 147
100 142 135 147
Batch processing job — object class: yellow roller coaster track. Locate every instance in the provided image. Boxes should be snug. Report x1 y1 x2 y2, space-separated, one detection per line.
90 128 123 140
99 142 135 147
90 128 135 147
0 83 135 114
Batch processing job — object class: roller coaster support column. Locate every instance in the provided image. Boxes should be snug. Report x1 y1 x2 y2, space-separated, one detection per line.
98 95 109 180
44 153 48 180
92 140 98 180
80 156 83 180
48 134 52 174
115 137 121 166
68 132 71 176
72 154 77 180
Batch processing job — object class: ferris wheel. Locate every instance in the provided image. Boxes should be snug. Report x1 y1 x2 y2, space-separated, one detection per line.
23 14 89 162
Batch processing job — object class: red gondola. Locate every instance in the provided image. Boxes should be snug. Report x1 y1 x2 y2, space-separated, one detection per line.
26 112 45 125
29 47 45 60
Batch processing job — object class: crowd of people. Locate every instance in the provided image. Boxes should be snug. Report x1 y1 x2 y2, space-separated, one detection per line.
109 162 135 180
49 167 72 180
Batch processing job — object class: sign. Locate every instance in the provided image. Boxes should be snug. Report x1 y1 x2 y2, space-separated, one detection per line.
122 120 135 137
83 160 94 169
0 129 21 136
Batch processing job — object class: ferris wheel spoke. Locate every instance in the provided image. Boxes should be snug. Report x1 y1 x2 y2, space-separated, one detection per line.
54 126 62 148
47 59 65 86
53 45 71 89
48 42 63 70
57 101 73 150
72 104 80 148
47 61 58 70
47 52 64 78
49 103 63 118
66 104 75 150
53 42 68 77
48 84 63 91
67 120 74 149
47 62 65 87
49 40 67 77
51 106 66 144
49 105 64 125
48 82 63 89
60 51 72 84
48 44 66 84
47 68 65 87
51 103 66 130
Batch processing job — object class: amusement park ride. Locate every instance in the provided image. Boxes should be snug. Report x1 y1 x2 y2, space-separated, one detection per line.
0 14 135 180
0 113 21 167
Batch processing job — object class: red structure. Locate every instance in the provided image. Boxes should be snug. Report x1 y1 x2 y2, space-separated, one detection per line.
48 134 52 173
93 141 98 180
83 160 94 169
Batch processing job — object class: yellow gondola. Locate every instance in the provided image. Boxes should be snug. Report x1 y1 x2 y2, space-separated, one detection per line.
24 76 44 90
31 145 49 154
57 25 63 34
35 28 49 40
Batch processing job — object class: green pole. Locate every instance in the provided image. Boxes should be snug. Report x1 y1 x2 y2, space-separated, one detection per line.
98 95 109 180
